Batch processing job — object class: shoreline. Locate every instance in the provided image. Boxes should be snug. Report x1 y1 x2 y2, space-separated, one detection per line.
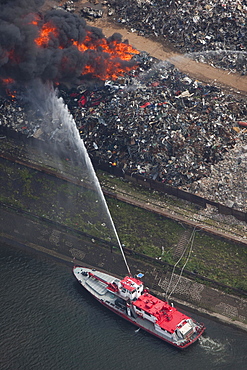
1 0 246 333
1 136 246 329
1 232 247 333
1 205 247 332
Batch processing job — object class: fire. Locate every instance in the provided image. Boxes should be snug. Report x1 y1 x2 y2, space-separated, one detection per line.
0 11 140 90
7 90 17 100
82 60 135 80
29 14 41 26
72 32 139 80
1 78 16 99
2 78 15 85
34 22 59 47
74 32 139 61
34 23 139 80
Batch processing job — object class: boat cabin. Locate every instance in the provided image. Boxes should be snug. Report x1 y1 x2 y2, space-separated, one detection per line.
133 292 195 338
118 276 143 300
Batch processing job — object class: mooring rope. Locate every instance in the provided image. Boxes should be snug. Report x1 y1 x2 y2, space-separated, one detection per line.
166 227 197 302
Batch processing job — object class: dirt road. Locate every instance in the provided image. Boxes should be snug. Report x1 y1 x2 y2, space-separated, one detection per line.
89 18 247 95
42 1 247 94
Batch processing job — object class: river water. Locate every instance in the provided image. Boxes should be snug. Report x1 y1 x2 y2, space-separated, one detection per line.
0 242 246 370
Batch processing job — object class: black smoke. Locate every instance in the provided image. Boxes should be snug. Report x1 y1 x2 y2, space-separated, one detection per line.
0 0 137 94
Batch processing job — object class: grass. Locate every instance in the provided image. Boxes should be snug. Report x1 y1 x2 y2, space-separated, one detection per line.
107 197 183 254
0 153 246 293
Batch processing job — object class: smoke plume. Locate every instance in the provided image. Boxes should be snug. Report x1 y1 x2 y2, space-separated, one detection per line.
0 0 138 93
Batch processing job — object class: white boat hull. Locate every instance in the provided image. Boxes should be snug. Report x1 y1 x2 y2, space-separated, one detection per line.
73 266 205 349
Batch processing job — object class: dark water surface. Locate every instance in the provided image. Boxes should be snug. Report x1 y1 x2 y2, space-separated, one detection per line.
0 243 246 370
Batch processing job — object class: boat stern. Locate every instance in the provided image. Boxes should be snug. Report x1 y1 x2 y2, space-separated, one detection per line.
174 319 206 348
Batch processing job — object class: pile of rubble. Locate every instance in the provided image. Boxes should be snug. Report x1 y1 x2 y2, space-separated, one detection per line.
65 58 247 179
107 0 247 75
0 45 247 210
59 0 105 19
1 52 247 210
54 1 247 74
182 134 247 211
0 99 43 137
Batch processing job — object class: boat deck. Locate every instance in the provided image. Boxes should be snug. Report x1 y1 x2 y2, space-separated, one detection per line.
86 278 108 295
73 267 205 348
75 268 119 299
74 267 166 332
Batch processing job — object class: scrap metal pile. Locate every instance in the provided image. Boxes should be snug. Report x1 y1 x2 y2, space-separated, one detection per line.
0 1 247 211
107 0 247 75
62 56 247 210
1 51 246 210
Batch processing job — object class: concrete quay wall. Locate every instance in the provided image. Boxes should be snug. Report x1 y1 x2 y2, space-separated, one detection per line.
1 205 246 331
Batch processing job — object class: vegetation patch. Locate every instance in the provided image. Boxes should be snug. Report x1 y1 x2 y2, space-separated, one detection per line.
0 155 246 294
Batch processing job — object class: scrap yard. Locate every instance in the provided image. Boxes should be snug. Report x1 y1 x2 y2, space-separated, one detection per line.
0 0 247 328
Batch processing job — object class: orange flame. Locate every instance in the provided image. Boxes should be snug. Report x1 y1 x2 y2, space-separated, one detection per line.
5 88 17 100
34 21 139 80
74 32 139 80
29 14 41 26
2 78 15 84
1 78 16 99
8 91 17 99
73 32 139 61
34 22 59 47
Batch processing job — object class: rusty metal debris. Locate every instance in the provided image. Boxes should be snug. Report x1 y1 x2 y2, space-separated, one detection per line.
1 52 246 210
61 1 104 19
107 0 247 75
1 1 247 212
